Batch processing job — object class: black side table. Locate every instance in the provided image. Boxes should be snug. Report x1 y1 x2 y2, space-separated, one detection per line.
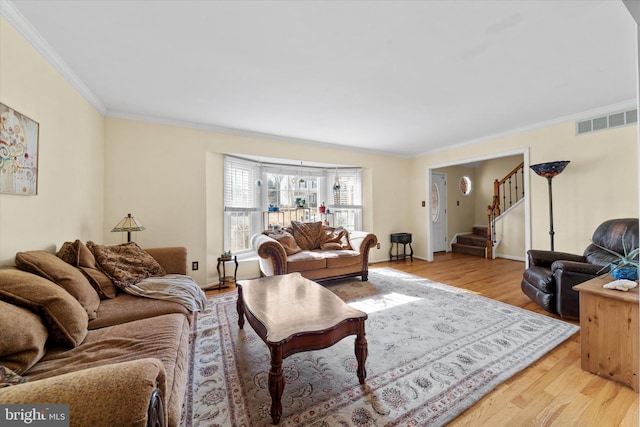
390 233 413 262
217 256 238 290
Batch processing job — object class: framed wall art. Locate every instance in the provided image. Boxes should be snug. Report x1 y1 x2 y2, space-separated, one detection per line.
0 103 39 195
459 175 472 196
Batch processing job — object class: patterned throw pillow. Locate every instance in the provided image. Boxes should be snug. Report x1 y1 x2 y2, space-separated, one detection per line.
88 242 166 290
290 221 325 250
263 230 302 255
321 226 353 250
56 241 79 265
0 365 27 388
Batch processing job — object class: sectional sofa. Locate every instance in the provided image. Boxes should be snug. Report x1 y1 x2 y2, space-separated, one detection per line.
0 242 204 427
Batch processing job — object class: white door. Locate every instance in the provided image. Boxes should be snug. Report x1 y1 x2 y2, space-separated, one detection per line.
431 172 447 252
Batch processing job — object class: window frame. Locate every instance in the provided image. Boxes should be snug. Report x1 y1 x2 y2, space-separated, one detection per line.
223 156 261 254
223 155 363 254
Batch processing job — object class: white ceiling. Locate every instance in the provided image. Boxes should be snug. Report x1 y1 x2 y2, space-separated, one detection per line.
3 0 637 158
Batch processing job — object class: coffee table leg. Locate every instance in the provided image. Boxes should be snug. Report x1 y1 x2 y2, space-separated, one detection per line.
355 322 367 384
269 345 284 424
236 285 245 329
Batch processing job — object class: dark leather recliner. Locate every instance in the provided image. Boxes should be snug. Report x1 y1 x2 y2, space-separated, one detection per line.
521 218 639 320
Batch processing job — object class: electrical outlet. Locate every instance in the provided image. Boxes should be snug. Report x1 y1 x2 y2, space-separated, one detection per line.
192 261 199 271
376 243 381 249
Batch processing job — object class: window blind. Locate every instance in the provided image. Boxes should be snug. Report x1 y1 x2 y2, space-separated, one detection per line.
327 168 362 208
224 156 260 212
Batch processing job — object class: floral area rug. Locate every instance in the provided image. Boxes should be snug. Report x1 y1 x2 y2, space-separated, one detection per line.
180 267 579 427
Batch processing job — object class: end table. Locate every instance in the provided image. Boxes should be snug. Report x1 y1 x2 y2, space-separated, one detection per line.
390 233 413 262
573 275 638 391
216 256 238 290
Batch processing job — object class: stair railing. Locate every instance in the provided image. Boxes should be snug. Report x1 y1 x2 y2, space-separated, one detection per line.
486 161 524 258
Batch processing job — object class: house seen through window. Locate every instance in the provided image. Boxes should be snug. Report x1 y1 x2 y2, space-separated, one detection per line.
224 156 362 253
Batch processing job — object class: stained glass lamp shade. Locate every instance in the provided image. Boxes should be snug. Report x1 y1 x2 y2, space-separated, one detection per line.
111 213 145 242
530 161 570 178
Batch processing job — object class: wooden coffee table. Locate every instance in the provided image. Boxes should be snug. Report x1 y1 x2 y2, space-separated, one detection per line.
237 273 368 424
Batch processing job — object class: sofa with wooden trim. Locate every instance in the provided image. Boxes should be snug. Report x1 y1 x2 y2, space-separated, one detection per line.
0 241 206 427
251 221 378 282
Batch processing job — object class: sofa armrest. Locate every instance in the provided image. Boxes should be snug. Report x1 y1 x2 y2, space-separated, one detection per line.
349 231 378 255
251 234 287 276
551 260 606 275
527 249 585 267
0 358 167 427
145 247 187 275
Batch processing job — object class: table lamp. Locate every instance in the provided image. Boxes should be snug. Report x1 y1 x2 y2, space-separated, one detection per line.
111 213 145 242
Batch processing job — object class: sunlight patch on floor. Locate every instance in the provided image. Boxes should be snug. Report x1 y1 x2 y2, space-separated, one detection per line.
348 292 422 314
372 266 472 295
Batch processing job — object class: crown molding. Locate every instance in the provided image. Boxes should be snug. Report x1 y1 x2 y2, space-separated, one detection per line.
417 98 638 158
106 110 411 159
0 0 106 114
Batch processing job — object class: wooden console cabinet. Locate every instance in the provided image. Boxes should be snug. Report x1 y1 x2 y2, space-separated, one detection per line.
573 275 638 392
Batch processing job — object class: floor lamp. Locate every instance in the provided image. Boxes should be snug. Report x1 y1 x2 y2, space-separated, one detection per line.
530 161 570 251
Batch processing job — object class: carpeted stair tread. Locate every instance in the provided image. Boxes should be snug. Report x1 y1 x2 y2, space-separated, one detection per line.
452 242 486 257
473 226 488 236
456 234 486 246
452 227 488 258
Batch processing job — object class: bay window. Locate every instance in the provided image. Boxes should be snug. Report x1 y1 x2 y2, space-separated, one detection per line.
223 155 362 254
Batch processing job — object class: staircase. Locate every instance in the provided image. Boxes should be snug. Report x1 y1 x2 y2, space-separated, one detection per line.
486 161 525 259
452 226 488 257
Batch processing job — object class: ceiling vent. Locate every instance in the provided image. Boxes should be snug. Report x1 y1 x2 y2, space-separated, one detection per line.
576 108 637 135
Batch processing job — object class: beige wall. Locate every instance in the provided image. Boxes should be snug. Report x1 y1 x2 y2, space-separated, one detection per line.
104 118 412 285
493 201 525 260
410 121 638 259
0 16 104 266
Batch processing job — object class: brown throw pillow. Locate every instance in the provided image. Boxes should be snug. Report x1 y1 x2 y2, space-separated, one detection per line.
76 240 97 267
263 230 302 255
0 268 88 348
88 241 166 289
79 267 117 299
15 251 100 320
57 240 118 299
290 221 324 250
0 300 48 374
0 365 27 388
322 226 353 250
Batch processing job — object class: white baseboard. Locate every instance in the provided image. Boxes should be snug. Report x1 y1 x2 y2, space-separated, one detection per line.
495 254 525 262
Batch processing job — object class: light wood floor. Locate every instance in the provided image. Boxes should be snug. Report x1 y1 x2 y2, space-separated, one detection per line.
206 252 639 426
